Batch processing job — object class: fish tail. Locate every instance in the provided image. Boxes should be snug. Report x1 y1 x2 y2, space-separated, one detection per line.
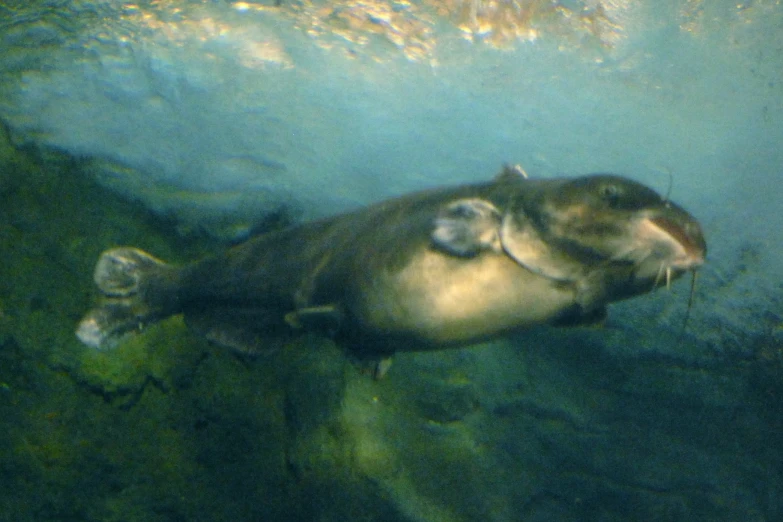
76 247 178 349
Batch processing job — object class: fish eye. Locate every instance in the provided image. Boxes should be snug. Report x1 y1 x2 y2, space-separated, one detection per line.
600 184 621 207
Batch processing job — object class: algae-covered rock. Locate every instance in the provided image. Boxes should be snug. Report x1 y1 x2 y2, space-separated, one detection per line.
72 317 208 407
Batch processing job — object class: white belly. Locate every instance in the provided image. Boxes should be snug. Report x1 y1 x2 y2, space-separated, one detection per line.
357 249 577 345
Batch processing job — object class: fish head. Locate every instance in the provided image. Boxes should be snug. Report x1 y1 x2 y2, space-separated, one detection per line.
501 174 706 288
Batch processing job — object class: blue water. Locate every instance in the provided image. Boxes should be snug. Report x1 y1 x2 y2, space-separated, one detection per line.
0 0 781 520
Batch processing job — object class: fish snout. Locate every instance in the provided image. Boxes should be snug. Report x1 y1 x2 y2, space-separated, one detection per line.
649 215 706 271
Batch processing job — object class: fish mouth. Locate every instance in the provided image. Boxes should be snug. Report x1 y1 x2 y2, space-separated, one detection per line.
647 215 707 271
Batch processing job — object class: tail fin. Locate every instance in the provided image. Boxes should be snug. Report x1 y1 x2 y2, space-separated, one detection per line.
77 248 176 349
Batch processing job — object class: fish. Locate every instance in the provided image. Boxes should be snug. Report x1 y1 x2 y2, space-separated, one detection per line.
76 165 706 368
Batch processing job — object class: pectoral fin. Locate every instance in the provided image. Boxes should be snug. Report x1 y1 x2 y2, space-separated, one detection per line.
284 305 343 335
431 198 502 256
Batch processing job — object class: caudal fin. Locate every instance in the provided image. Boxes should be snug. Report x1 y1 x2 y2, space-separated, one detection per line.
77 248 175 349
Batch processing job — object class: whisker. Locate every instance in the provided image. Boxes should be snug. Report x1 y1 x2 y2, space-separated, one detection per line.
665 266 672 290
664 170 673 203
679 270 698 338
653 261 666 289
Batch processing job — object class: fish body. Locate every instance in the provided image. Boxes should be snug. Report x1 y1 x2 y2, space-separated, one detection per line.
77 166 706 358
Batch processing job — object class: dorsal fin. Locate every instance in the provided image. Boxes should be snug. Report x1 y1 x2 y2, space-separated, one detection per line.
494 164 529 184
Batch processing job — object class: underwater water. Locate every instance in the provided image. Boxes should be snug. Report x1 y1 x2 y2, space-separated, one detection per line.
0 0 782 520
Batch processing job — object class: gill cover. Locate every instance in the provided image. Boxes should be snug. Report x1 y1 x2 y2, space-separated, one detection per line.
499 209 590 282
